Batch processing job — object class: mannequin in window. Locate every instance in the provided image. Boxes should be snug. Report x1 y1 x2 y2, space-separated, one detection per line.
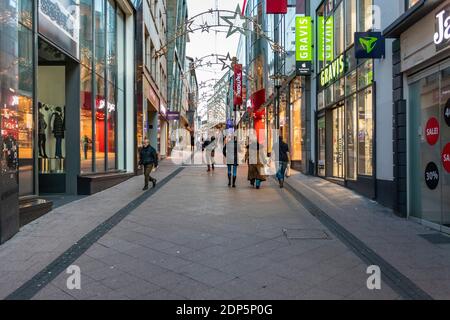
38 102 48 158
51 106 65 159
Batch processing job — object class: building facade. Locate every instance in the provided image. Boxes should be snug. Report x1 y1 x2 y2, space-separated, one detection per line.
135 0 169 158
384 0 450 231
0 0 137 243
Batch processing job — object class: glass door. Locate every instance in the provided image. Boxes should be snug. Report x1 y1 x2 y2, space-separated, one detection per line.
332 105 345 178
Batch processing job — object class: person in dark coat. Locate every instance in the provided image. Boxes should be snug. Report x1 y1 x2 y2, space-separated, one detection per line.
223 136 239 187
138 137 159 190
203 136 216 172
274 136 290 188
244 137 266 189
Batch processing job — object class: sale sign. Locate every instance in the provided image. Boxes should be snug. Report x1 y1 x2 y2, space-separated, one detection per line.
233 64 243 106
425 117 440 145
442 143 450 173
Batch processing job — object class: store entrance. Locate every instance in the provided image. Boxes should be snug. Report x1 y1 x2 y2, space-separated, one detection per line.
37 39 75 194
409 62 450 231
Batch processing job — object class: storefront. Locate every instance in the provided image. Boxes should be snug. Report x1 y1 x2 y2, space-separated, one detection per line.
159 103 169 158
315 0 376 198
1 0 136 241
384 0 450 231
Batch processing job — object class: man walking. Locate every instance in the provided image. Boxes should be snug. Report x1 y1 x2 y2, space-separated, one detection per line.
275 136 290 188
139 137 158 190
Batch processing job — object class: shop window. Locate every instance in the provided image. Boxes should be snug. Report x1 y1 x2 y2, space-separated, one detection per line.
334 1 344 57
358 0 373 32
80 66 93 174
95 0 106 77
80 0 93 68
107 81 117 170
357 59 373 89
18 96 34 196
345 70 357 96
345 0 356 48
335 77 345 101
332 106 345 178
325 83 334 106
107 0 117 87
290 97 302 161
346 94 357 180
95 75 106 172
318 117 326 177
318 91 325 110
358 87 373 176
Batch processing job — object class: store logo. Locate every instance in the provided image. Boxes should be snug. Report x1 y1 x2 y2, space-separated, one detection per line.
319 54 345 87
434 7 450 50
359 37 378 54
355 32 385 59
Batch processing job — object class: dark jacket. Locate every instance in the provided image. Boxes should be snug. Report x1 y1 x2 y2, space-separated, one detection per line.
139 145 158 166
52 112 64 138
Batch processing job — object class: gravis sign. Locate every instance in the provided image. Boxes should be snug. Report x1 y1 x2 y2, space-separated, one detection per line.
434 6 450 51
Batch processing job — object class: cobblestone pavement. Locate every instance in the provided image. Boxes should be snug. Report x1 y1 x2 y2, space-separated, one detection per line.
0 159 445 300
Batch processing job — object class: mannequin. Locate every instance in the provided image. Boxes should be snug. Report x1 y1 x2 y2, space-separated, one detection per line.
38 102 48 158
50 106 65 159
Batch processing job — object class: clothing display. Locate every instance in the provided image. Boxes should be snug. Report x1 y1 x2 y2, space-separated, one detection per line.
38 102 66 172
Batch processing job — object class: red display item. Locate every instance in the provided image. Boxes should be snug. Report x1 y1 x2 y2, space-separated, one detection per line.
425 117 440 146
442 143 450 173
266 0 287 14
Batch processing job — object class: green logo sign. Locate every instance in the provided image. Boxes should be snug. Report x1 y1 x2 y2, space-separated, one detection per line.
359 36 378 54
318 16 334 62
295 16 312 61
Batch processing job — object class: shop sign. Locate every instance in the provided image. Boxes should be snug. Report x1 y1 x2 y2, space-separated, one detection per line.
233 64 243 106
295 16 312 76
167 111 180 121
319 54 345 88
425 117 440 146
355 32 385 59
442 143 450 173
444 98 450 127
434 6 450 51
39 0 80 59
425 162 439 190
318 16 334 62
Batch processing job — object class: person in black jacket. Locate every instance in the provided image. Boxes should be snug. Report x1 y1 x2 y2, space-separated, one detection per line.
138 137 158 190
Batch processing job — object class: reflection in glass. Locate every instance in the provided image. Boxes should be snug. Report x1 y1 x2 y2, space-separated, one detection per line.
80 0 93 68
95 75 106 172
358 87 373 176
346 94 357 180
80 66 93 173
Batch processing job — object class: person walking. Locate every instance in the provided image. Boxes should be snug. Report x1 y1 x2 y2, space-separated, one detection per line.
138 137 158 190
204 136 216 172
274 136 290 188
245 137 266 189
223 136 239 187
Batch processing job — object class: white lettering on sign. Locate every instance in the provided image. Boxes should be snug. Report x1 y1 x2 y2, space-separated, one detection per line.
434 9 450 46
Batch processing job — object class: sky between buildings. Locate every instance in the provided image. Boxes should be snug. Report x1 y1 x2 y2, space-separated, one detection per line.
186 0 243 119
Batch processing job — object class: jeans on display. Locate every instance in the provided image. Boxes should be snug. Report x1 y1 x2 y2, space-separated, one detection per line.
55 137 63 158
227 165 237 177
276 161 288 181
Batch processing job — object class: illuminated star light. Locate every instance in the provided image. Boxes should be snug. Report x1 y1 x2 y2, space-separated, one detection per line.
220 4 248 38
218 53 233 71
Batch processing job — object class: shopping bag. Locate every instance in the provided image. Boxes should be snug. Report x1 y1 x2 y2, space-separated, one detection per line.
286 164 291 178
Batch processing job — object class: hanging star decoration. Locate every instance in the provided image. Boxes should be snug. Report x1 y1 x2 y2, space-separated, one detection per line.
184 20 195 34
200 22 210 33
220 4 248 38
218 53 233 71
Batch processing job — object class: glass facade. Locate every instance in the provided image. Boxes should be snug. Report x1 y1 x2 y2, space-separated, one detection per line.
80 0 128 174
316 0 374 182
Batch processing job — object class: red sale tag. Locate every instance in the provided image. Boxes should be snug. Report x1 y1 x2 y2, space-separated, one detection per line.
442 143 450 173
425 117 440 146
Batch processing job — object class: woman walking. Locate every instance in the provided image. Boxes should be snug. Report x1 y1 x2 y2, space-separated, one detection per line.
204 136 216 172
245 137 266 189
223 136 239 187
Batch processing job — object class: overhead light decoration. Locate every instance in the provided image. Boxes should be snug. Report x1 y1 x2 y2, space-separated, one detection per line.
220 4 248 38
218 53 233 71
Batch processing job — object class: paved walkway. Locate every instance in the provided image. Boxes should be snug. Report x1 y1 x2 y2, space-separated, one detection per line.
0 159 448 299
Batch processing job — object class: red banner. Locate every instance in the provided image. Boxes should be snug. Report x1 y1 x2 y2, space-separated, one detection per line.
266 0 287 14
234 64 243 106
